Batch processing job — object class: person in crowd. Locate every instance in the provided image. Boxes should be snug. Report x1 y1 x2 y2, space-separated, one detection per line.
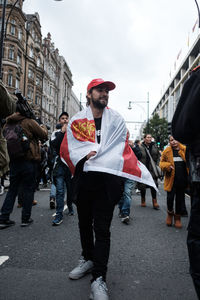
131 139 142 194
138 134 160 209
118 131 136 224
132 139 142 161
159 135 188 228
48 124 61 209
36 142 48 189
50 112 73 226
0 82 16 198
0 101 48 228
62 79 157 300
172 65 200 298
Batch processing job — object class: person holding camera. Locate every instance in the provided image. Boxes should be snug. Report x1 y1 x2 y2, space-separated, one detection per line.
0 100 48 228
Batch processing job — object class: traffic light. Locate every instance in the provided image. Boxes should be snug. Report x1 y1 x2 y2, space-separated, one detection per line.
156 136 160 147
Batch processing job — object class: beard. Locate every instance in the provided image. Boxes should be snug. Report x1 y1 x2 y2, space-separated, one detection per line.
91 96 108 109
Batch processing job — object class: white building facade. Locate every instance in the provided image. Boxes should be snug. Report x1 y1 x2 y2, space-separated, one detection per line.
153 34 200 125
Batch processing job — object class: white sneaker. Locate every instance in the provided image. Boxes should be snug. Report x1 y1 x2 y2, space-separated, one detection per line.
69 257 93 279
90 276 109 300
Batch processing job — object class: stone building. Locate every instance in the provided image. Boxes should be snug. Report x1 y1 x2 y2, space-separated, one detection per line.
0 1 80 131
42 33 60 131
24 13 43 119
0 0 26 93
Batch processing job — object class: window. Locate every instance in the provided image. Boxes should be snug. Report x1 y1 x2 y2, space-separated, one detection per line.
8 70 13 87
32 29 35 39
37 57 41 67
17 51 22 65
18 27 23 41
35 95 40 105
36 77 40 86
28 68 34 79
15 78 20 89
10 20 16 36
29 46 34 58
27 87 33 100
8 45 14 60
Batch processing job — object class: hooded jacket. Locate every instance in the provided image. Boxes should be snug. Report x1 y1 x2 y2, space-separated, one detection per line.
159 143 187 191
5 113 48 161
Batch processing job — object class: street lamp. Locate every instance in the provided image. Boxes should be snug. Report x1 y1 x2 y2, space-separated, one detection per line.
194 0 200 28
128 93 150 132
0 0 63 79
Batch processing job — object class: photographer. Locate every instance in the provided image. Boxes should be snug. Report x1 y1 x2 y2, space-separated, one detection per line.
0 94 48 228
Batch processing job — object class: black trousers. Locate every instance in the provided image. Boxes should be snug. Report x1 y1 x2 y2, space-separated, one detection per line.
76 174 120 281
187 183 200 299
0 160 36 221
167 185 185 214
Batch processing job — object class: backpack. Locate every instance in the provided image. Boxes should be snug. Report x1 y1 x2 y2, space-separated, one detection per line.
3 122 30 160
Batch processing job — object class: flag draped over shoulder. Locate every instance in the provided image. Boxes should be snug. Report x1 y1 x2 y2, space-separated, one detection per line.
60 106 157 190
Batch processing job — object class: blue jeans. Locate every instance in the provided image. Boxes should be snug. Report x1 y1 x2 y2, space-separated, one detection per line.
0 160 36 221
118 178 135 216
50 183 56 199
54 162 72 216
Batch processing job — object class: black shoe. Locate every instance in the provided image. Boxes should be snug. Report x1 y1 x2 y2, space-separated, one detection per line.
121 214 130 224
68 208 74 216
0 219 15 229
21 218 34 227
50 197 56 209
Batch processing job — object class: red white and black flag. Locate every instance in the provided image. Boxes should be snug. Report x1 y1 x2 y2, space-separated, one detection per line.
60 106 157 190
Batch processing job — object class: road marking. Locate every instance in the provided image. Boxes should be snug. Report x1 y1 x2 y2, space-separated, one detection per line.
0 256 9 266
52 204 68 217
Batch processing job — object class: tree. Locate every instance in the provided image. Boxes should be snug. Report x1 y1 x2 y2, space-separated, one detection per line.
143 113 168 149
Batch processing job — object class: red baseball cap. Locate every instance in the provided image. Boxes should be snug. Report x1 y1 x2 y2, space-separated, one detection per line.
87 78 116 92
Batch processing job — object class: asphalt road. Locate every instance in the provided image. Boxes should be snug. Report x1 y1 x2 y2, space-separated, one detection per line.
0 181 197 300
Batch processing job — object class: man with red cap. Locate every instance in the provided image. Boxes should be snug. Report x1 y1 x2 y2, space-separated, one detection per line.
62 78 156 299
68 78 123 300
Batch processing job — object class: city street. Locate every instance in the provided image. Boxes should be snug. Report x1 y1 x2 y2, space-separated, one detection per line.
0 181 197 300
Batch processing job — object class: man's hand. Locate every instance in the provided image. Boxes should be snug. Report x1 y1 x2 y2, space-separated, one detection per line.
87 151 97 160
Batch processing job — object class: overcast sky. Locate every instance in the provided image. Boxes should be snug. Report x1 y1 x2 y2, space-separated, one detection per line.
23 0 199 139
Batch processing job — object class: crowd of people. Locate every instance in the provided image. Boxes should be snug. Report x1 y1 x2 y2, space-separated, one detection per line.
0 73 199 300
